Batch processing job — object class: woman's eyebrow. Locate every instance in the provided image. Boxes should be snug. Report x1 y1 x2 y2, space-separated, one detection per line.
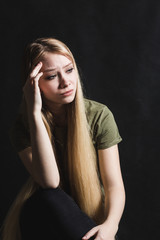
43 62 72 72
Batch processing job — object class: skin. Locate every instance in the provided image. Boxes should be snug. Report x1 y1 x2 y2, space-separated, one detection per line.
39 53 77 112
19 53 125 240
39 53 77 125
83 146 125 240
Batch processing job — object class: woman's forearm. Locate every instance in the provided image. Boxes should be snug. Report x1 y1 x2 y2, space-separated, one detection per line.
82 185 125 240
28 111 60 188
103 185 126 230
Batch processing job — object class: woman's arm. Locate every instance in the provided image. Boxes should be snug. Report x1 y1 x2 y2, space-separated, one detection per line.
99 145 125 228
18 62 60 189
82 144 125 240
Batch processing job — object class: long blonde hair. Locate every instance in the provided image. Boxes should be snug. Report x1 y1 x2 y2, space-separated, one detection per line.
1 38 105 240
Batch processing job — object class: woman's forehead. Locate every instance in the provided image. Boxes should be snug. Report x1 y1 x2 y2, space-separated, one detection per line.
41 53 73 71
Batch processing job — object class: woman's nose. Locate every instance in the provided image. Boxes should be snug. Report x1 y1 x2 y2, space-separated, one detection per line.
59 74 70 88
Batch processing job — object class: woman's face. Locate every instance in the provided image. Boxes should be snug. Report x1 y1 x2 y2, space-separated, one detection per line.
39 52 77 109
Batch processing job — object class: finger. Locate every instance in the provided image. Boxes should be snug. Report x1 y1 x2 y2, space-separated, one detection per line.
82 226 99 239
23 72 43 93
34 72 43 82
30 62 43 78
33 73 43 91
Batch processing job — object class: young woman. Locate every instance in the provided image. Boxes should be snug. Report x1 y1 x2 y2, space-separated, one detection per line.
2 38 125 240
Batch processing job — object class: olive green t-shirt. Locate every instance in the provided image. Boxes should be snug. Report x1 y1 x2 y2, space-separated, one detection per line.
9 98 122 192
10 98 122 152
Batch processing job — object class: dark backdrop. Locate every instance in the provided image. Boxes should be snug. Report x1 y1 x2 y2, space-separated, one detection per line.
1 0 160 239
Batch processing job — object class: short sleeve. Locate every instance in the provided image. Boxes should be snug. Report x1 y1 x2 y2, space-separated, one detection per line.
95 106 122 149
9 114 31 153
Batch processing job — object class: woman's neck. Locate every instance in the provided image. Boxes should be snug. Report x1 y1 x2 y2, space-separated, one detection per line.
53 111 67 127
46 103 67 127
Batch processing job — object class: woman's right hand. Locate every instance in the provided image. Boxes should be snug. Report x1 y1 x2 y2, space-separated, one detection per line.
23 62 43 115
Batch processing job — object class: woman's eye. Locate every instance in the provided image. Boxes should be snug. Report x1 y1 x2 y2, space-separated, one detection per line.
46 75 56 80
66 68 74 73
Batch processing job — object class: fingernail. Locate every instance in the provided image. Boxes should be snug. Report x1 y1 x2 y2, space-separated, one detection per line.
35 62 42 67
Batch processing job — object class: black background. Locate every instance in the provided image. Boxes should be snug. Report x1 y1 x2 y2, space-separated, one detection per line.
1 0 160 239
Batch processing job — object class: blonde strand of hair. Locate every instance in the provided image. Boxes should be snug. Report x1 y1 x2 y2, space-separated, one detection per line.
67 78 105 224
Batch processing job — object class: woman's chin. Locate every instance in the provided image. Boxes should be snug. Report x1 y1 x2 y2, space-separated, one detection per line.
62 95 75 104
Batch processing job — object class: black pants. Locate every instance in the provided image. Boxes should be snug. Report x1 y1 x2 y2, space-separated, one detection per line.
20 187 97 240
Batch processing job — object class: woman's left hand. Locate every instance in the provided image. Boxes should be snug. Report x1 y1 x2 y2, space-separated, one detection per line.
82 221 118 240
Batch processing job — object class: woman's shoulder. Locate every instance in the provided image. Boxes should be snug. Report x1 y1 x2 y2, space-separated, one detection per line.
84 97 113 131
84 98 110 113
84 98 122 149
84 98 111 121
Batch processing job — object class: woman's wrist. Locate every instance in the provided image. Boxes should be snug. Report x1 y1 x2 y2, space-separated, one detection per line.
28 110 42 124
103 218 119 234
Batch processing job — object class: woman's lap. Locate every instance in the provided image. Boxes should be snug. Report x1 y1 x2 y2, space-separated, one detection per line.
20 187 96 240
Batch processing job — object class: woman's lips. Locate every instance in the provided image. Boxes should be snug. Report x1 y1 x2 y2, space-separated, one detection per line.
61 89 73 96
